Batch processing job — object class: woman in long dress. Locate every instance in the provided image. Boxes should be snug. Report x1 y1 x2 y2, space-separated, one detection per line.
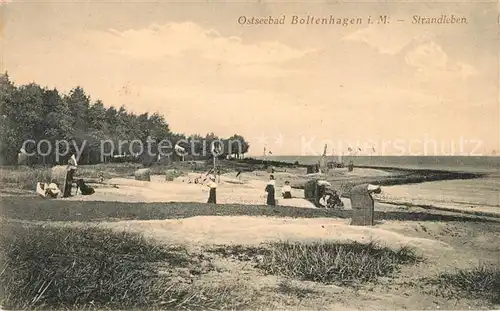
65 154 78 197
265 174 276 206
206 175 217 204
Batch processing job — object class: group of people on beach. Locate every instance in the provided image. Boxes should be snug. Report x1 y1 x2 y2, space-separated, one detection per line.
37 154 79 198
264 174 292 206
36 154 95 198
203 173 292 206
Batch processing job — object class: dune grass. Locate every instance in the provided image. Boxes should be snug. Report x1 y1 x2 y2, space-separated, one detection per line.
0 165 125 191
0 220 254 310
0 166 51 190
422 264 500 304
260 241 421 285
0 163 199 192
208 240 422 286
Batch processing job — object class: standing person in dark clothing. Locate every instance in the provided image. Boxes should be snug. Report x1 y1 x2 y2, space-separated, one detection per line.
348 161 354 172
64 154 78 197
265 174 276 206
206 175 217 204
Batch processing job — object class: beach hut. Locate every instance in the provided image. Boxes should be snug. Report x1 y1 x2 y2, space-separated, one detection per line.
350 184 380 226
135 168 151 181
51 165 72 197
306 165 315 174
304 180 333 207
304 180 317 200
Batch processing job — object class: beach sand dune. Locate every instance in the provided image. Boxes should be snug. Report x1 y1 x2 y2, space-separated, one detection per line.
98 216 453 257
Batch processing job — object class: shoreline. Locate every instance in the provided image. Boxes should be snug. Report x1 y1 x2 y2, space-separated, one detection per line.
231 158 500 216
233 158 487 187
252 155 500 174
378 199 500 219
1 160 497 218
351 165 485 185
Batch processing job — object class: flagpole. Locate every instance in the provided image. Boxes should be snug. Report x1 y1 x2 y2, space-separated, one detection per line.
370 146 376 166
212 143 220 183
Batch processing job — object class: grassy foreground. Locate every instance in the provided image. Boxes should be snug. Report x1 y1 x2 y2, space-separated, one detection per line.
421 265 500 305
0 220 254 310
1 220 427 310
208 241 422 286
3 220 498 309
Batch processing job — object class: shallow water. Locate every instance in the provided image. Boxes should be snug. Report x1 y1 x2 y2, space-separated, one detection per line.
265 156 500 209
261 155 500 173
380 177 500 208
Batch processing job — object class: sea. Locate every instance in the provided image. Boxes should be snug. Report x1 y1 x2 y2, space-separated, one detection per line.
256 156 500 211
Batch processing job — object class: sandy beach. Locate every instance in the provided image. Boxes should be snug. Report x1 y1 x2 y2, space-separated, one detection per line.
57 166 500 218
64 171 325 207
2 163 500 310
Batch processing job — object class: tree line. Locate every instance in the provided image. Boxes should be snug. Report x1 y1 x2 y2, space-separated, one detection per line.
0 73 249 165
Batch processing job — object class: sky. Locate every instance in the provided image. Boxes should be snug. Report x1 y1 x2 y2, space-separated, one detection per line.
1 0 499 156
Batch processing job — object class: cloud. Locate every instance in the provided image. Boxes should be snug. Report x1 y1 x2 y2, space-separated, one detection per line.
405 40 478 80
405 40 447 70
343 25 477 81
82 21 314 66
128 85 321 143
234 63 308 78
342 25 433 55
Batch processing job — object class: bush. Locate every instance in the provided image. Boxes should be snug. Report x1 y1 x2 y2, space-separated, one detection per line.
0 221 252 310
0 164 141 190
260 241 420 286
208 241 421 286
422 264 500 304
0 166 51 190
